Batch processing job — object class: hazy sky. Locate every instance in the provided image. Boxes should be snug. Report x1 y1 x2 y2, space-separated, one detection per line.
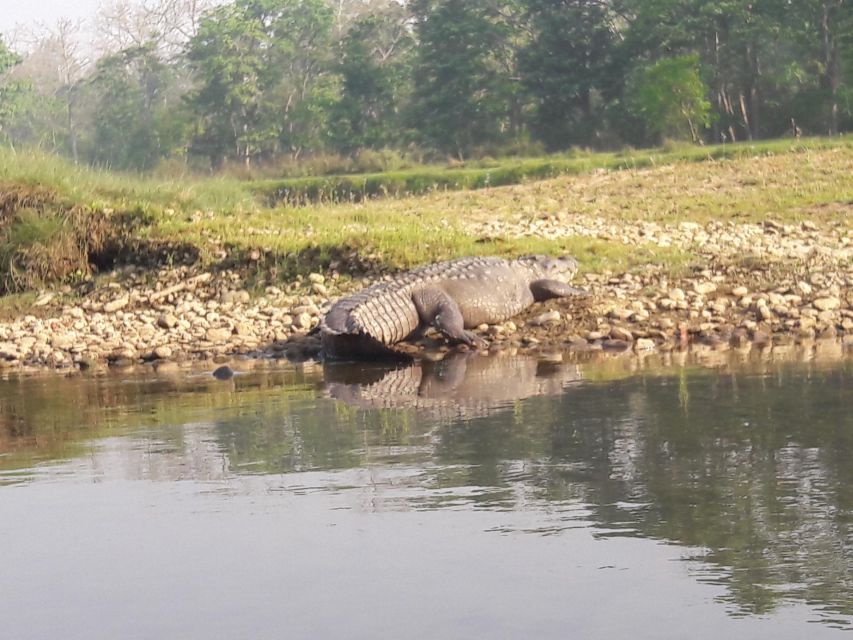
0 0 103 38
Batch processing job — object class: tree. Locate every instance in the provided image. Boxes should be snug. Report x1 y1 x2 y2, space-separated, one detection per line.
409 0 515 158
185 0 337 167
519 0 617 149
629 54 712 143
333 3 414 152
88 44 183 170
0 37 27 140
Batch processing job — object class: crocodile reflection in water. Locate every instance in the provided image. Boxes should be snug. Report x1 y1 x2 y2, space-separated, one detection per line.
323 351 583 421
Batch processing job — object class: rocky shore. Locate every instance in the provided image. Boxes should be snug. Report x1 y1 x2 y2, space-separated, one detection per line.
0 212 850 371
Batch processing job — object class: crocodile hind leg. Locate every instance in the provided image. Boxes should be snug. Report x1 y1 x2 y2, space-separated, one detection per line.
412 286 488 349
530 279 589 302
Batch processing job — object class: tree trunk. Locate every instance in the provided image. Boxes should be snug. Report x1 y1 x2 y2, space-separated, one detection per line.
738 92 751 141
820 1 840 135
745 40 761 139
66 89 79 165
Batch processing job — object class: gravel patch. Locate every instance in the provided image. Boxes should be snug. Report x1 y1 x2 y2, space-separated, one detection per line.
1 214 850 370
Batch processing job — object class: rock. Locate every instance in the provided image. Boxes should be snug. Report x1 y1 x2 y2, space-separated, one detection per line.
634 338 656 351
213 365 235 380
295 312 313 330
233 322 254 336
731 286 749 297
104 296 129 313
34 293 55 307
813 297 840 312
50 335 75 351
668 288 686 301
529 310 561 326
0 342 20 360
693 281 717 296
756 305 775 321
609 326 633 341
157 313 178 329
153 345 173 360
308 273 325 284
110 346 138 360
206 327 232 343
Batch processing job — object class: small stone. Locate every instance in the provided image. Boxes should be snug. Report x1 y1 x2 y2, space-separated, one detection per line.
529 310 561 326
104 296 129 313
609 326 634 341
157 313 178 329
0 342 20 360
153 345 173 360
757 305 775 321
308 273 325 284
111 346 138 360
50 335 75 351
234 322 254 336
206 327 232 343
634 338 656 351
813 297 840 312
693 281 717 296
295 313 313 330
34 293 55 307
668 288 686 301
213 365 235 380
731 286 748 297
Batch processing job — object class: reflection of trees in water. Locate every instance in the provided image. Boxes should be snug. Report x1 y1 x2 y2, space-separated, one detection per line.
1 352 851 623
0 366 322 477
429 365 853 621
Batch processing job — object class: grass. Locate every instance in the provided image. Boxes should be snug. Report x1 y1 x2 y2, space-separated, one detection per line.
249 135 853 206
0 135 850 294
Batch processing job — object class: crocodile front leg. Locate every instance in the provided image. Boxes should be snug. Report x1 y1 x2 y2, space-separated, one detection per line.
412 286 488 349
530 279 589 302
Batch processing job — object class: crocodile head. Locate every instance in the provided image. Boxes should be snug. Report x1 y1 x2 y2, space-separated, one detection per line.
516 254 579 281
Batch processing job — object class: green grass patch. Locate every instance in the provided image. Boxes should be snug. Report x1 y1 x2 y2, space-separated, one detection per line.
251 136 853 205
0 136 848 296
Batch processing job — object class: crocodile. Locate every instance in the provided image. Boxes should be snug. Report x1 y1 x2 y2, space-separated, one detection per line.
320 255 586 360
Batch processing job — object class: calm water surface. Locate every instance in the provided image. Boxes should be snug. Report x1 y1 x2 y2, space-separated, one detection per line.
0 344 851 639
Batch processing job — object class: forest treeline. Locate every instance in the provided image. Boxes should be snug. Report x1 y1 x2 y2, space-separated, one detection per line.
0 0 850 173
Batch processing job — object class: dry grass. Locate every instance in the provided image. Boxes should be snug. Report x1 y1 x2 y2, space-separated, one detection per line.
0 138 850 293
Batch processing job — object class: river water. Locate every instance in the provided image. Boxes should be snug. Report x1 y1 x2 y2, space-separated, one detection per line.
0 343 851 639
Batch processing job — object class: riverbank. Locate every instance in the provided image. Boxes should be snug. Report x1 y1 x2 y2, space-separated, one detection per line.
0 208 849 370
0 140 849 370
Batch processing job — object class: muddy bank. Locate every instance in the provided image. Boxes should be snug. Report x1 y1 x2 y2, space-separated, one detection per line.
0 214 849 370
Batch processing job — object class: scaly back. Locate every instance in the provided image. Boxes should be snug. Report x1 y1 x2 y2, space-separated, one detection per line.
322 256 516 344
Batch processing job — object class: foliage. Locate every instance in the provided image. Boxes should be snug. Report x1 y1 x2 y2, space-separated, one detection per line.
409 0 515 158
332 6 415 152
88 45 182 170
1 0 853 168
629 55 713 143
519 0 617 149
0 37 27 139
185 0 337 167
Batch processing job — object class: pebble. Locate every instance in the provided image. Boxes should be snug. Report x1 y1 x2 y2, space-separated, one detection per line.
1 206 851 370
529 310 561 326
153 345 173 360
